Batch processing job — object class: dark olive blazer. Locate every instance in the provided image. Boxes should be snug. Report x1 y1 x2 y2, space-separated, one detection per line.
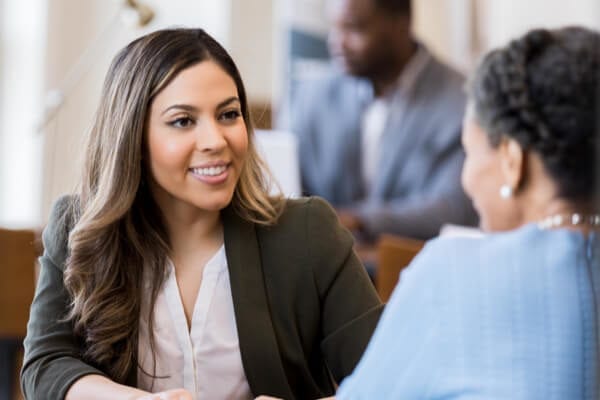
21 196 383 400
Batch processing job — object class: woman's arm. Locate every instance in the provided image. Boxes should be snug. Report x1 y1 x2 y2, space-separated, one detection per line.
22 197 197 400
255 397 335 400
20 197 107 399
65 375 148 400
306 197 384 381
66 375 194 400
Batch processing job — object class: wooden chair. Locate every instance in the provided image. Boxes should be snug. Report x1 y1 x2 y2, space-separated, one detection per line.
0 227 40 400
375 234 424 302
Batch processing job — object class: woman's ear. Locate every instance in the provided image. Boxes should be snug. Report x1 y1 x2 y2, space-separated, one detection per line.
499 137 525 192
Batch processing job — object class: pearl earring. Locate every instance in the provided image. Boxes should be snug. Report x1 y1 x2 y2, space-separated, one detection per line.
499 184 513 199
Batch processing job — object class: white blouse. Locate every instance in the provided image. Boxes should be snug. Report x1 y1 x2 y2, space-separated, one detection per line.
137 245 253 400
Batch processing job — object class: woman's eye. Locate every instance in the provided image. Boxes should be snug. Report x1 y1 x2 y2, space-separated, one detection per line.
169 117 194 128
220 110 241 121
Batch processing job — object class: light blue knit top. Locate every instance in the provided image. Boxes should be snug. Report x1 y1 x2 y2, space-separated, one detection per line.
338 224 600 399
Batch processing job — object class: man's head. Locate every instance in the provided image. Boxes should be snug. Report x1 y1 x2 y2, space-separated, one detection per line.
327 0 413 79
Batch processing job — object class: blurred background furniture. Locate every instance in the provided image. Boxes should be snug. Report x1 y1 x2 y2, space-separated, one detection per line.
375 234 424 302
254 129 301 198
0 228 40 400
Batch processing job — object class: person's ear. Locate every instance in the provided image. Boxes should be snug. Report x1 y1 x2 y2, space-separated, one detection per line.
498 137 524 194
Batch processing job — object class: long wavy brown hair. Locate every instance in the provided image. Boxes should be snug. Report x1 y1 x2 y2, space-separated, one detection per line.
64 28 284 382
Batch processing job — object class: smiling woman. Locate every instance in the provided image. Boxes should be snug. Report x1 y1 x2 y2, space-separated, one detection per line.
147 61 249 216
21 28 383 400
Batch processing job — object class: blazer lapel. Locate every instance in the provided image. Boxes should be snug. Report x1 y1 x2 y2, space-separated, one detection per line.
373 57 434 199
372 101 417 199
222 207 294 399
323 77 370 203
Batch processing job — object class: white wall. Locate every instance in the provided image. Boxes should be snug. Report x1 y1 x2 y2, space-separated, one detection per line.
0 0 46 228
413 0 469 70
41 0 125 220
230 0 274 103
481 0 600 50
414 0 600 74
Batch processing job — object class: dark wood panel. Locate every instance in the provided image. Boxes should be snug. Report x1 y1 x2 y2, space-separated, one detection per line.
375 234 424 302
0 228 37 338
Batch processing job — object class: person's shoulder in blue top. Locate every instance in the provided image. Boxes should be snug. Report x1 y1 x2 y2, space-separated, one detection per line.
338 225 600 399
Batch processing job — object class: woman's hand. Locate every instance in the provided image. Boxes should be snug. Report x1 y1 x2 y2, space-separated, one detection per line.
255 397 335 400
135 389 194 400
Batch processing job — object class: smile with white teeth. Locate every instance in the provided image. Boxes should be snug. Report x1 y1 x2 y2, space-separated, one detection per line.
190 165 227 176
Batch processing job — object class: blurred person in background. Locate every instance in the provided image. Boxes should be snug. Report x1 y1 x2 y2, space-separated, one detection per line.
335 26 600 399
21 28 382 400
287 0 477 242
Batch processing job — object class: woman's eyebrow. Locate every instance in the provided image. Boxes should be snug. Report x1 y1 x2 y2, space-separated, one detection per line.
217 97 240 108
160 97 240 116
161 104 198 116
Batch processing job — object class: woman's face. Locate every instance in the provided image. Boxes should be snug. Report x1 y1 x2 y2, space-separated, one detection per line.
461 115 521 232
146 60 248 216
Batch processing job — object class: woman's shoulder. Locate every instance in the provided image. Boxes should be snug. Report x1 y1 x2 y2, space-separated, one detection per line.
274 196 345 237
255 196 352 258
416 223 575 275
391 225 555 316
42 194 79 269
279 196 336 220
432 222 541 248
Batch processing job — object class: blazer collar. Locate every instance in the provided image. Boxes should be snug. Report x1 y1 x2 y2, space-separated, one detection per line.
125 207 293 397
221 206 294 398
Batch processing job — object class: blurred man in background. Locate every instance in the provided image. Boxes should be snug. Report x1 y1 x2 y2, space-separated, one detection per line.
287 0 477 241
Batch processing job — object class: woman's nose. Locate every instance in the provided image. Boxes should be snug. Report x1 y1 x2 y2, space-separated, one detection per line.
196 119 227 152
